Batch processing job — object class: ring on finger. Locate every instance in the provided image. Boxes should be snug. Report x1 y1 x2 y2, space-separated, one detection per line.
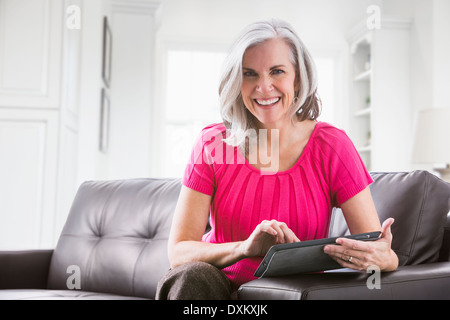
347 256 353 263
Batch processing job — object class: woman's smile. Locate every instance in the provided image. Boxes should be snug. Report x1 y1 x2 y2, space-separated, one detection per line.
254 97 281 108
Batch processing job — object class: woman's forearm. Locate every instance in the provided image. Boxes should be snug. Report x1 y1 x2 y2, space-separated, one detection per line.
168 240 246 270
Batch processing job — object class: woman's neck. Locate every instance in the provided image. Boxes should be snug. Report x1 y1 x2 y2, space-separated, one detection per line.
255 117 308 150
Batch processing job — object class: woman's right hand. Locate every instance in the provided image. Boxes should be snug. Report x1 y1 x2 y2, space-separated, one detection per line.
240 220 300 258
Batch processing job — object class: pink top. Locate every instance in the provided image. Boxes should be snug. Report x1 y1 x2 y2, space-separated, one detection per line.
182 121 373 290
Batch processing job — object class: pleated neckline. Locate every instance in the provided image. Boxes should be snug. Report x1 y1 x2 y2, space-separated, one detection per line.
238 121 321 175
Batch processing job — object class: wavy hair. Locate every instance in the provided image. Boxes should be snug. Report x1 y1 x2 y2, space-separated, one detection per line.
219 19 321 149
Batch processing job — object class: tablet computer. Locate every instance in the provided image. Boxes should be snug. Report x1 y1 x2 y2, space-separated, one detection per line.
253 231 382 278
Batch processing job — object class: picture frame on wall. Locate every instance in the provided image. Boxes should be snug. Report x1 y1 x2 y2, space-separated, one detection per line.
99 88 110 153
102 16 112 88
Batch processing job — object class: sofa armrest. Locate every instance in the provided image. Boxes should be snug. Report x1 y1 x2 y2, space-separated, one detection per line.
439 212 450 261
237 262 450 300
0 250 53 289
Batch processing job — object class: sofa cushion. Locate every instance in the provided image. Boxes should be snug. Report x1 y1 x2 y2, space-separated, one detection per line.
329 171 450 266
238 262 450 300
47 178 181 299
0 289 148 300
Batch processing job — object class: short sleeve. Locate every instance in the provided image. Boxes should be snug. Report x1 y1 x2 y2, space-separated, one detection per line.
325 128 373 207
182 124 225 196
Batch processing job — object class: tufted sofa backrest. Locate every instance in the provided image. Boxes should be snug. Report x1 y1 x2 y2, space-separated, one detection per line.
47 178 182 299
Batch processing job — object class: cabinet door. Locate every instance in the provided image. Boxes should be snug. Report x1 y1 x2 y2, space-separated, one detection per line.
0 0 62 108
0 109 58 249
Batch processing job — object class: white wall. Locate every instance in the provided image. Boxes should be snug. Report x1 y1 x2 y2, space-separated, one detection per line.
431 0 450 110
408 0 450 172
77 0 161 183
408 0 450 113
107 3 159 180
76 0 107 184
157 0 377 46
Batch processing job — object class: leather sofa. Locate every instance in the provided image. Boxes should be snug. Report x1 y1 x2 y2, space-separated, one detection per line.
0 170 449 300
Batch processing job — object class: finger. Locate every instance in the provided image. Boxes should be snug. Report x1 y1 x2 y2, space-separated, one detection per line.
257 221 278 237
271 220 301 244
332 255 365 271
335 237 367 249
270 221 286 244
324 243 361 260
324 239 371 269
380 218 395 243
324 245 365 271
325 247 353 266
259 220 287 243
278 223 300 243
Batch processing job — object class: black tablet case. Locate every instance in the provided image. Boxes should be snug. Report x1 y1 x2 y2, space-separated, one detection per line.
254 231 381 278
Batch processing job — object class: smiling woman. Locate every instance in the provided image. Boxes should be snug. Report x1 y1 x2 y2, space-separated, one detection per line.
157 19 397 300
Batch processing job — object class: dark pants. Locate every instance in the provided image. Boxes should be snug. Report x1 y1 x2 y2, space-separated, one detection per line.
156 262 233 300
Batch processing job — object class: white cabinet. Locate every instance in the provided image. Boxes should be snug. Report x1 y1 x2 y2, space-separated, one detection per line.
350 32 373 169
348 18 412 172
0 0 161 249
0 108 59 248
0 0 81 249
0 0 63 108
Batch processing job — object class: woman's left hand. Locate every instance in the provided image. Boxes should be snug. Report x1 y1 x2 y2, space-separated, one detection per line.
324 218 398 272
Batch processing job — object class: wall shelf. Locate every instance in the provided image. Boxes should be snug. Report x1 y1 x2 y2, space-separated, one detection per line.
354 69 372 82
357 146 373 155
355 107 372 117
347 17 412 172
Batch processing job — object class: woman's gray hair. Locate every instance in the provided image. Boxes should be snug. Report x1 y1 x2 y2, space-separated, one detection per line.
219 19 321 148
